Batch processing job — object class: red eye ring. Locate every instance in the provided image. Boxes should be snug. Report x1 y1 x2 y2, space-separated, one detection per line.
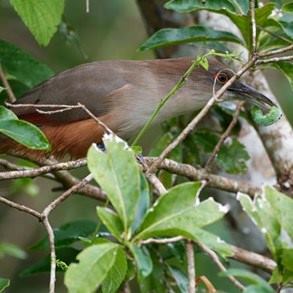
217 72 229 83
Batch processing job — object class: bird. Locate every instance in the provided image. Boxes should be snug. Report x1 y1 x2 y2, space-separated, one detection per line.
0 57 275 159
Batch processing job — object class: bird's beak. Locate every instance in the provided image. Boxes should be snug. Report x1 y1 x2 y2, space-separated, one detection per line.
228 81 276 113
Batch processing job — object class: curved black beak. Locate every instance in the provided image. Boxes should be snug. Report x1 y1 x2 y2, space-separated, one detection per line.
228 81 276 113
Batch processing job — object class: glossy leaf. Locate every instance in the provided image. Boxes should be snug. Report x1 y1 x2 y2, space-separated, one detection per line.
165 1 275 48
136 182 229 242
101 248 127 293
217 138 250 174
278 3 293 39
168 267 188 293
187 227 233 258
97 207 124 241
10 0 65 46
165 0 240 14
129 244 153 277
0 119 50 150
132 174 150 233
238 187 293 284
65 243 120 293
32 220 97 250
0 39 53 88
0 278 10 293
0 106 18 121
139 26 243 51
87 135 141 233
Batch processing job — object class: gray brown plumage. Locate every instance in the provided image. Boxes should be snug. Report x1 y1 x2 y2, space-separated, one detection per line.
0 57 275 158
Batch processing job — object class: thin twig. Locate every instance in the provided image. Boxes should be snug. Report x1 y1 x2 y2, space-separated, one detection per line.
205 101 244 169
259 44 293 58
198 242 245 291
250 0 257 56
0 159 27 171
231 245 276 272
43 217 56 293
86 0 90 13
257 55 293 64
0 195 42 219
145 157 261 197
187 241 196 293
141 236 184 244
0 159 86 180
147 58 256 175
42 174 93 217
6 102 113 134
0 65 16 102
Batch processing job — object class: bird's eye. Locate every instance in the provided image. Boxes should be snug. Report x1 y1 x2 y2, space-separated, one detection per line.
217 72 229 83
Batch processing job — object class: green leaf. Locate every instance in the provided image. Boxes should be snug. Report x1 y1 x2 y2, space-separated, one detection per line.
265 186 293 240
0 39 53 88
271 61 293 90
278 3 293 39
193 130 219 153
165 1 275 49
21 247 79 277
101 248 127 293
135 182 229 241
0 278 10 293
187 227 233 258
139 26 243 51
10 0 65 46
217 138 250 174
250 106 282 126
32 220 97 250
65 243 120 293
0 242 27 259
221 269 274 293
0 106 18 120
87 135 141 234
132 174 150 233
168 267 188 293
129 244 153 277
165 0 240 14
238 187 293 284
97 207 124 241
0 119 50 150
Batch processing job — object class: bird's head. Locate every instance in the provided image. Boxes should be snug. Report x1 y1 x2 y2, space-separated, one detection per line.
203 60 276 113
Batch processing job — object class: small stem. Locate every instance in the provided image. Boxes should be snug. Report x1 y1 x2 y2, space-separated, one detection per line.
250 0 257 56
0 65 16 102
205 101 244 169
43 217 56 293
198 242 245 291
187 241 196 293
257 55 293 64
259 44 293 58
131 57 200 146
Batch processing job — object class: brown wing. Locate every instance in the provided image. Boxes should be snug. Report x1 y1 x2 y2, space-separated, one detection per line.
11 61 129 125
2 61 134 158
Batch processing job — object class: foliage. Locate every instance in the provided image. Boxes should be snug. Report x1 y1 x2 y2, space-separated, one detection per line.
0 278 10 293
0 0 293 292
238 187 293 285
63 135 232 292
10 0 65 46
0 106 50 150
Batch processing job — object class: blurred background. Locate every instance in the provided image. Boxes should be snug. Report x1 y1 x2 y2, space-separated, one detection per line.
0 0 292 292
